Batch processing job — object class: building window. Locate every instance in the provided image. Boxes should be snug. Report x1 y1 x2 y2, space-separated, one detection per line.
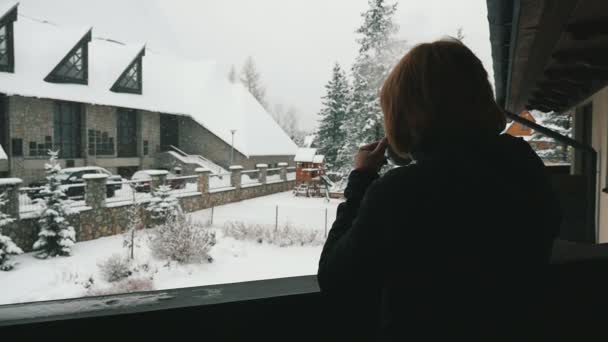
88 130 115 156
54 101 82 159
117 108 137 157
11 138 22 156
0 4 17 73
45 30 91 84
28 136 52 157
143 140 149 156
111 48 145 94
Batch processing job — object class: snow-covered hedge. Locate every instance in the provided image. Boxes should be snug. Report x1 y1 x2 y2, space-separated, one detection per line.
149 212 216 264
87 277 154 296
223 221 325 247
98 254 132 282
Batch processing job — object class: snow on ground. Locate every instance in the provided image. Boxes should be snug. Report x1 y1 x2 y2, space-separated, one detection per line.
191 191 341 230
0 191 343 305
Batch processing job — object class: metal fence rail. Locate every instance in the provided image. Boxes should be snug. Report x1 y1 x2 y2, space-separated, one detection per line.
241 170 260 186
19 183 87 213
107 180 152 205
267 168 282 182
209 173 232 190
169 175 200 196
287 167 296 181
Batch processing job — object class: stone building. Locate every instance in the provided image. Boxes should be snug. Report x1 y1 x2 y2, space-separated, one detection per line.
0 3 297 183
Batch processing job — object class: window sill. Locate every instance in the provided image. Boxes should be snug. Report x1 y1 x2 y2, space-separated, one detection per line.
0 275 319 328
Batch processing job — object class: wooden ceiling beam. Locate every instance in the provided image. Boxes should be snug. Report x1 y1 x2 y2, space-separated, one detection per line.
553 48 608 68
538 80 589 95
545 66 608 81
567 18 608 40
529 96 569 108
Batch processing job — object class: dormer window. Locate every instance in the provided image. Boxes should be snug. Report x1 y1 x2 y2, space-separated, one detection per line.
0 3 17 73
111 47 145 94
45 30 91 84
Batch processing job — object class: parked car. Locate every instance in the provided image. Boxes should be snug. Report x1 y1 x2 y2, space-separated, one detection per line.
131 170 186 193
27 166 120 200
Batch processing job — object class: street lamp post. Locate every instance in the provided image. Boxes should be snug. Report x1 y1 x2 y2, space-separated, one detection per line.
230 129 236 165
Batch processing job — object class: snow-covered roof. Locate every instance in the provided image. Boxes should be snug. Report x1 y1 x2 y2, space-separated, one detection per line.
0 144 7 160
0 8 297 157
294 148 317 162
312 155 325 164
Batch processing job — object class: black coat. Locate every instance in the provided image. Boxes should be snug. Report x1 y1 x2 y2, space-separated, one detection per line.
318 134 562 341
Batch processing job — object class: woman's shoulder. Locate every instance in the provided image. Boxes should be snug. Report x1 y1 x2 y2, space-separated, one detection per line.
370 164 424 192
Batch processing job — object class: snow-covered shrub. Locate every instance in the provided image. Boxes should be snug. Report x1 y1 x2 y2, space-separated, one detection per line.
98 254 132 282
146 184 180 225
149 212 216 264
223 221 325 247
0 192 23 271
33 151 76 258
87 277 154 296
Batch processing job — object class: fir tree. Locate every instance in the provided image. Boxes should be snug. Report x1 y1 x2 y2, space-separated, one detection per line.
531 110 572 163
33 150 76 258
0 192 23 271
337 0 406 172
316 63 349 171
228 64 238 83
456 27 465 42
240 56 268 110
146 184 181 225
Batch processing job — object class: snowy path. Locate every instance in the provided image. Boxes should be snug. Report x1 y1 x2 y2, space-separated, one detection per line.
0 191 343 305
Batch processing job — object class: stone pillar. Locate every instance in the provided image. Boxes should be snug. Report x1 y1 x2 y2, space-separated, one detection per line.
256 164 268 184
83 174 108 209
278 162 288 181
229 165 243 190
195 167 211 194
149 170 169 193
0 178 22 220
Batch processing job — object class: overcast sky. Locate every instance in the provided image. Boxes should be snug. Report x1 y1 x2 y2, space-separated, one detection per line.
12 0 492 132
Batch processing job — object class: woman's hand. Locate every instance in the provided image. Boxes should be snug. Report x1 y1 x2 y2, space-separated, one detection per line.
354 138 388 173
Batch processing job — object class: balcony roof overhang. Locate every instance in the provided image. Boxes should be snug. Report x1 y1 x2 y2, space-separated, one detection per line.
487 0 608 114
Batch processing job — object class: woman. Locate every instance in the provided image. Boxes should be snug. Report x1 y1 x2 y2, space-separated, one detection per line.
317 39 561 340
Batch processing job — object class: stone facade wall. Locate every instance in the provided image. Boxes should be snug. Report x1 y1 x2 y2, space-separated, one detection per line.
8 96 57 184
3 179 295 252
177 116 244 168
8 96 55 158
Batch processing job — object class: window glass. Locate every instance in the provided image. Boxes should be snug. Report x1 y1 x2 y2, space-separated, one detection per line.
53 102 82 158
0 25 7 66
0 0 496 306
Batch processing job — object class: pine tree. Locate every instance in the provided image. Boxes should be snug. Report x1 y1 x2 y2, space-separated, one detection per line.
531 110 572 162
146 184 181 225
33 150 76 258
123 184 144 260
337 0 406 172
240 56 268 110
228 65 237 83
0 192 23 271
456 27 465 42
317 63 349 171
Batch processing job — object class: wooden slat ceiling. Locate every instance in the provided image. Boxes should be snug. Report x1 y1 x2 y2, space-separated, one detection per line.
507 0 608 114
